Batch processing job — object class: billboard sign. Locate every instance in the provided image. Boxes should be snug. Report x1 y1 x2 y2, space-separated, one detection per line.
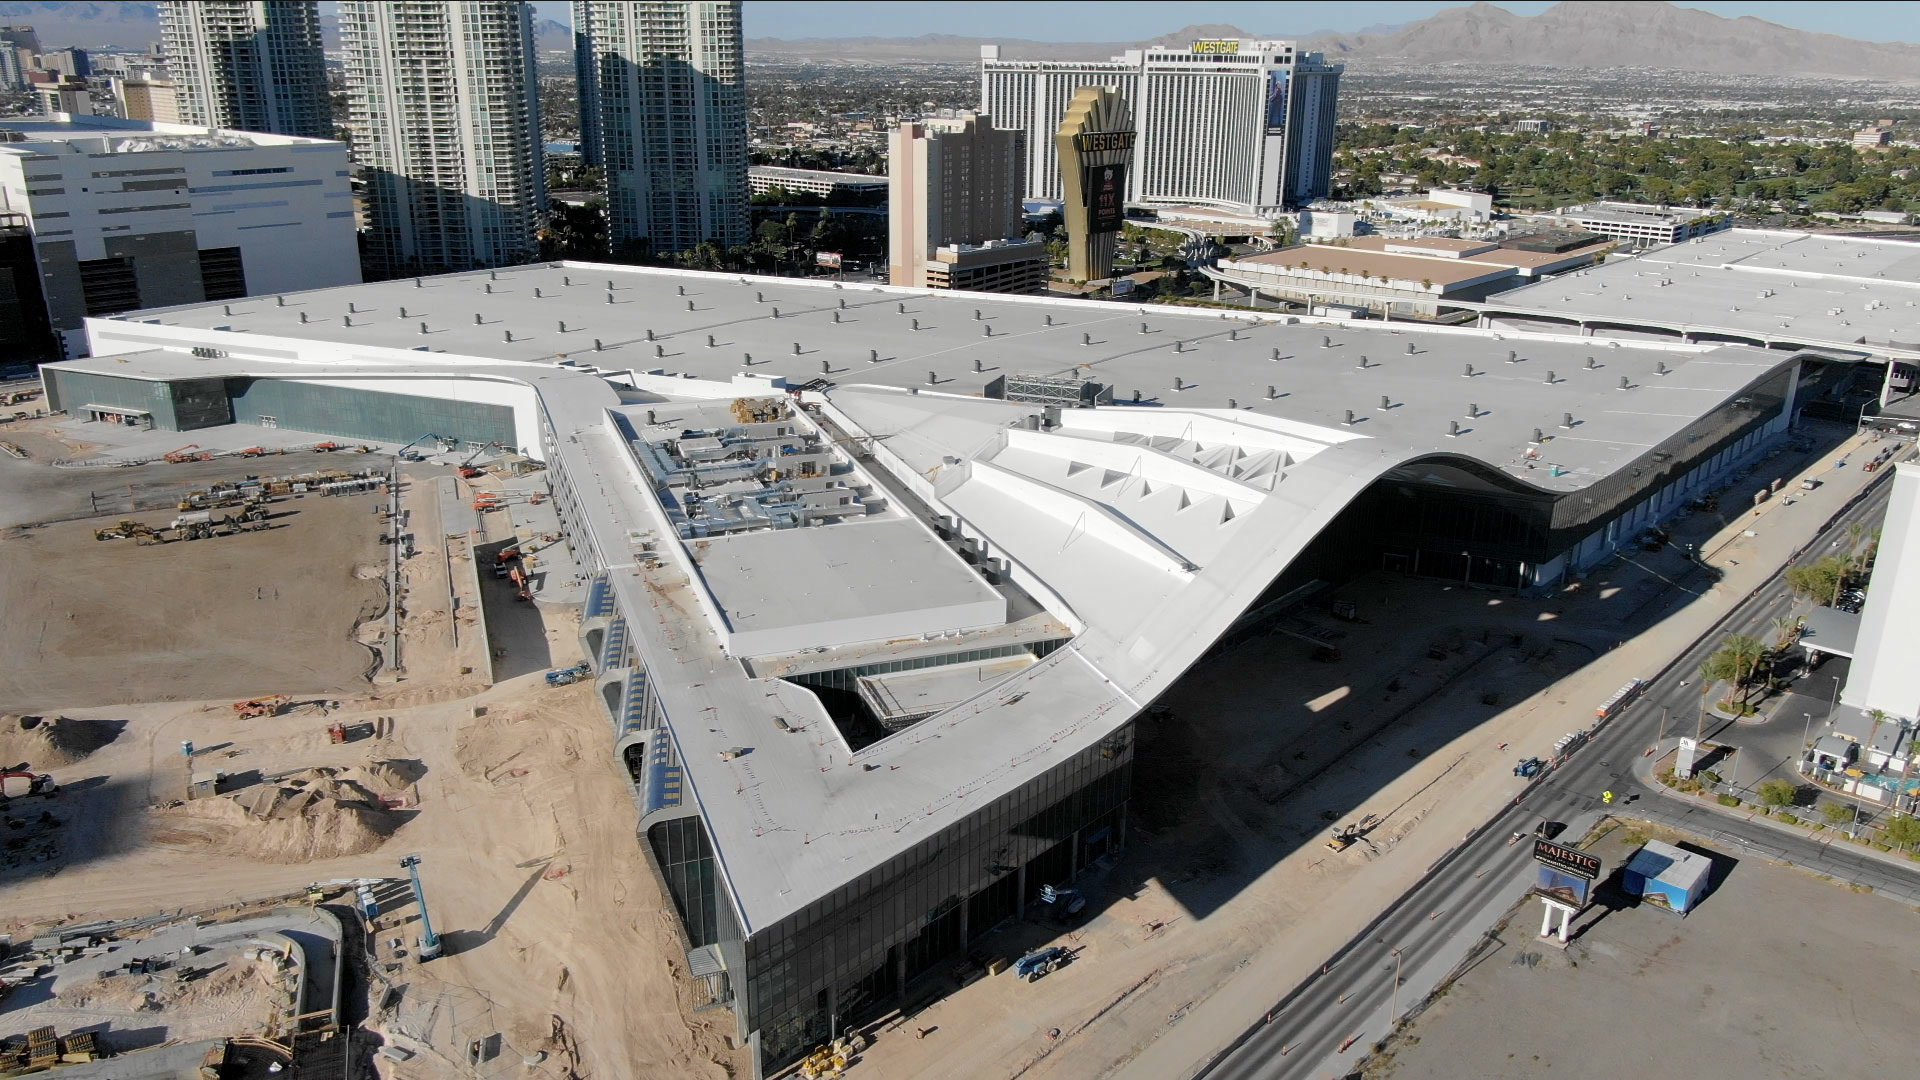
1532 838 1601 880
1190 40 1240 54
1072 130 1136 155
815 251 843 269
1083 163 1128 234
1534 863 1593 907
1265 69 1290 133
1675 736 1699 780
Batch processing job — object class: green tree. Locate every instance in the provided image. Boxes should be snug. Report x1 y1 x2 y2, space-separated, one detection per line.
1821 801 1857 827
1757 779 1799 808
1785 555 1848 606
1883 815 1920 847
1700 633 1768 708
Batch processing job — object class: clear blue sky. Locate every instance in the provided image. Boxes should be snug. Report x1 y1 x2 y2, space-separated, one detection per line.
533 2 1920 44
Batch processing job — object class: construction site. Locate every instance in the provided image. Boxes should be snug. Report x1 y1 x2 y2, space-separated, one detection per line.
0 255 1879 1079
0 402 751 1079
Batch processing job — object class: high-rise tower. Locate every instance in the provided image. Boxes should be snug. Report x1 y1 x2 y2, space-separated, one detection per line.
981 37 1342 215
574 1 748 258
159 1 330 140
341 1 545 276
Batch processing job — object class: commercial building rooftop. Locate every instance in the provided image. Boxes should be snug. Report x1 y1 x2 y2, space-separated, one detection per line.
1482 229 1920 359
61 261 1804 931
0 113 335 149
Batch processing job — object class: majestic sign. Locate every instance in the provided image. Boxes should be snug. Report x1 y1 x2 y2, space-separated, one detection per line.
1534 863 1592 908
1083 163 1128 234
1072 130 1136 154
1190 40 1240 54
1532 838 1602 880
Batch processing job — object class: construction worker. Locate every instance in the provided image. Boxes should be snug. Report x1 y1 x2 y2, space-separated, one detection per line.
1601 789 1615 805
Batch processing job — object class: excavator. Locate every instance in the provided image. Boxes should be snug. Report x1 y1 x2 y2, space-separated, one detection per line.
1326 813 1383 852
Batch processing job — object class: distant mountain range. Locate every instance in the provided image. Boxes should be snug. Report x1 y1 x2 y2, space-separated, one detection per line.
1303 1 1920 79
2 1 1917 82
746 2 1920 81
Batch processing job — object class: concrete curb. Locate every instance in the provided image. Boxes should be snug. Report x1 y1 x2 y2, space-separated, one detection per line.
1632 738 1920 880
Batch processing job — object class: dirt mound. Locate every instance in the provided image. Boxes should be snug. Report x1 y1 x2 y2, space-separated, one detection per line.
155 759 413 863
0 715 121 768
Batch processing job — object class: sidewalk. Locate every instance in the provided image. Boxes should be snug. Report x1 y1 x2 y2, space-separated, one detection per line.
1635 735 1920 878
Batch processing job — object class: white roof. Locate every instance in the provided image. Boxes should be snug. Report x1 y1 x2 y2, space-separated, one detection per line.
54 262 1805 933
1485 229 1920 358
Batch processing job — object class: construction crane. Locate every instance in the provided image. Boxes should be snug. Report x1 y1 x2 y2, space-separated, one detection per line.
399 854 443 961
163 444 206 464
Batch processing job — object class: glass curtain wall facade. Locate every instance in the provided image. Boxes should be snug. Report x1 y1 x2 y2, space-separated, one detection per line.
580 566 1132 1075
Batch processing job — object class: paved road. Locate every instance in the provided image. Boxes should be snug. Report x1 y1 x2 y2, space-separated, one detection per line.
1197 472 1914 1080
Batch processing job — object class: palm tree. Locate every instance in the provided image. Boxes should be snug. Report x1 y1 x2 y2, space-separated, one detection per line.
1701 633 1768 710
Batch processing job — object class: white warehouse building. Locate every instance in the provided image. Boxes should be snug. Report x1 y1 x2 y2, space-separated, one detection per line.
0 113 359 356
981 37 1342 216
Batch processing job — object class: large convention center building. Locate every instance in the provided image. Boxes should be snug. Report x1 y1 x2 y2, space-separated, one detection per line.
41 264 1810 1071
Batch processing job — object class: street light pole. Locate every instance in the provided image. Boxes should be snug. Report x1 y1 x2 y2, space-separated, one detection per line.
1392 947 1403 1024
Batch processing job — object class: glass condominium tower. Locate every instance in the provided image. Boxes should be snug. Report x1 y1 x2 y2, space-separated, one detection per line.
340 1 545 276
574 1 749 258
159 1 331 140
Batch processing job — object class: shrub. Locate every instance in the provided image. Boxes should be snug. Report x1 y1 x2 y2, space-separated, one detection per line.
1778 813 1800 825
1757 779 1799 808
1717 794 1741 807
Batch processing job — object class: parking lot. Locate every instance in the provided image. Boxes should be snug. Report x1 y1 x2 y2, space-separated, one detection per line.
1368 820 1920 1080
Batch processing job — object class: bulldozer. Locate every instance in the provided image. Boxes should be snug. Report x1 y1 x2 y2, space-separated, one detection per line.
94 519 159 543
232 694 291 720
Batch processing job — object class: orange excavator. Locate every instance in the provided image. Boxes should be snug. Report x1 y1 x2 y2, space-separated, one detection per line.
232 694 291 719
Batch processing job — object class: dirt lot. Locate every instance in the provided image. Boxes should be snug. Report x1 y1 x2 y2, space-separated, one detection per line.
0 459 748 1079
1368 821 1920 1080
0 494 386 711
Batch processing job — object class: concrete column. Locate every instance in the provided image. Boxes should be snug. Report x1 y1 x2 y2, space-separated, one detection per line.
1116 803 1128 850
1068 827 1081 879
1212 279 1221 301
958 895 970 946
1015 864 1026 918
895 945 907 997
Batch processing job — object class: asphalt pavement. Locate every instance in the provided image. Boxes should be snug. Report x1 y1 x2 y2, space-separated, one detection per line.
1196 464 1915 1080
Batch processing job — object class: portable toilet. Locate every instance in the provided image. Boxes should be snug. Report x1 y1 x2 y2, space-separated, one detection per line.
1622 839 1711 915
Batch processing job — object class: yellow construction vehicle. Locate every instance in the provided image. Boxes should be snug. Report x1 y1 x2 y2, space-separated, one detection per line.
1326 814 1383 852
